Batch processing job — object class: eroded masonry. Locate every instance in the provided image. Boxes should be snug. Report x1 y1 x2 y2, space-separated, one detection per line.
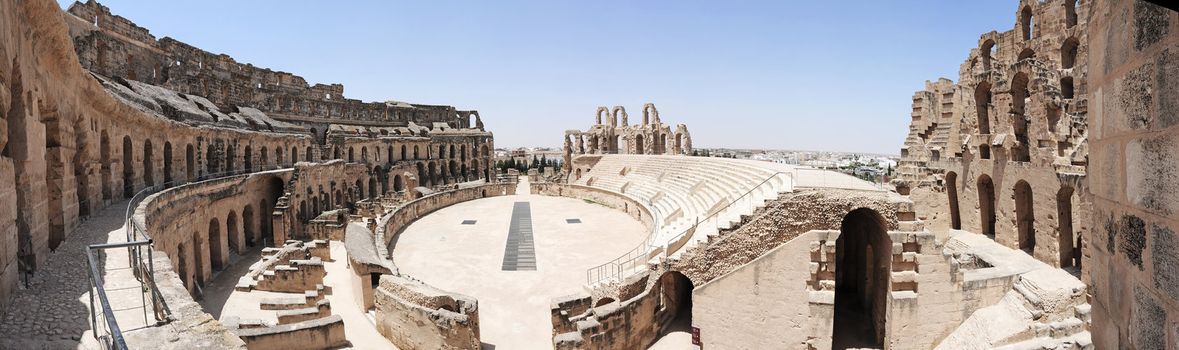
0 0 1177 349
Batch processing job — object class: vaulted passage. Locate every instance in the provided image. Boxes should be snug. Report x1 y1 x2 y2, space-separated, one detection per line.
654 271 693 341
833 208 891 350
163 142 173 185
947 171 961 230
1057 186 1077 268
978 175 996 238
100 130 112 200
1015 180 1035 255
122 136 133 198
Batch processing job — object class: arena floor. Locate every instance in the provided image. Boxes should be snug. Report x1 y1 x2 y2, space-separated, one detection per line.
391 181 654 349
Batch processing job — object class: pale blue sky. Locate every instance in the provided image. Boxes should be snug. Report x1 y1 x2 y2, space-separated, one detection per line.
60 1 1020 154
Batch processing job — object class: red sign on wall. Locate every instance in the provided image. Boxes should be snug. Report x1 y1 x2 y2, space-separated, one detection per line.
691 326 702 346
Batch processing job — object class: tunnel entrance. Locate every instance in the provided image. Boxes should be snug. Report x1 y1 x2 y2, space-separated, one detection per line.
833 208 891 349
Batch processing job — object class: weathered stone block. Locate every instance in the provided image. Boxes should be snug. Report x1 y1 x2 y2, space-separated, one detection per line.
1133 1 1170 52
1125 134 1179 215
1119 214 1147 269
1132 286 1165 350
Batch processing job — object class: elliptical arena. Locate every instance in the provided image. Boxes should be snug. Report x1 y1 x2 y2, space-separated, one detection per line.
1 0 1178 349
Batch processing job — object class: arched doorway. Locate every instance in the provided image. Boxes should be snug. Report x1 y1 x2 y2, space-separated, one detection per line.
100 131 112 200
946 172 961 230
123 136 133 198
635 135 645 154
163 142 173 185
244 146 253 171
368 177 378 200
243 205 256 248
1057 186 1076 267
833 208 891 349
394 175 405 192
654 271 693 340
1015 180 1035 255
227 211 240 254
143 139 154 188
209 218 225 271
978 175 996 238
185 144 195 182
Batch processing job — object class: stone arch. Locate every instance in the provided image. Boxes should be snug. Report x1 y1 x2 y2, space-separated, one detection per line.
429 162 439 186
1014 180 1035 255
449 160 459 182
1020 5 1033 41
978 174 996 238
306 146 314 162
654 271 693 339
192 232 206 288
227 210 241 254
612 106 628 126
1011 72 1031 162
292 146 298 164
675 133 683 155
947 171 961 230
401 145 408 160
980 39 996 70
243 205 256 248
361 146 368 162
275 146 283 167
225 144 235 173
635 134 645 155
348 146 355 162
1065 0 1078 28
1017 48 1035 61
1061 37 1079 69
413 145 420 160
975 82 992 135
833 208 891 349
416 162 427 187
123 136 133 198
388 145 394 163
595 106 609 125
185 143 194 182
1057 186 1076 267
394 174 405 192
449 144 456 159
209 218 225 271
368 177 378 200
259 147 268 169
163 142 173 185
244 145 253 171
101 130 112 199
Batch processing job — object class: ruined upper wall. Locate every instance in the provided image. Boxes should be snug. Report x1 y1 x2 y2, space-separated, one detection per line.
63 0 484 130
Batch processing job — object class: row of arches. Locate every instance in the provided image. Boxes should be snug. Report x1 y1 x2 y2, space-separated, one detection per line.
341 142 491 164
945 172 1080 267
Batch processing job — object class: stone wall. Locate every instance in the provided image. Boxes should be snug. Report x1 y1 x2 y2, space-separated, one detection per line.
233 315 347 350
895 0 1093 268
1086 1 1179 349
380 183 517 247
530 183 655 232
373 275 480 350
562 104 692 172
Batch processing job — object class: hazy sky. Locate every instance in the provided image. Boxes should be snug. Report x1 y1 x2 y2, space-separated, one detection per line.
59 1 1019 154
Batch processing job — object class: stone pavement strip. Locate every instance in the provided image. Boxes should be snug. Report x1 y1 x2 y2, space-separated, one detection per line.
0 199 149 350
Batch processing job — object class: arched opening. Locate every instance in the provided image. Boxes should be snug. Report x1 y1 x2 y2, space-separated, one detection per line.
1018 48 1035 61
414 145 420 160
1065 0 1078 28
242 146 253 172
1020 6 1033 41
291 146 298 164
1061 77 1075 99
333 146 341 160
833 208 891 349
635 135 645 154
368 177 378 200
361 146 368 162
1011 72 1031 162
980 40 996 71
163 142 173 185
306 146 314 162
348 147 355 162
394 175 404 192
123 136 133 198
225 144 235 173
575 168 582 180
978 175 996 238
975 82 992 134
227 211 240 254
275 147 283 167
193 233 206 288
101 131 112 200
262 178 283 241
401 145 407 160
653 271 693 342
947 172 961 230
1015 180 1036 255
449 144 456 159
143 139 154 188
208 218 225 271
675 134 683 155
1057 186 1076 267
429 162 438 187
259 147 268 170
611 135 619 154
185 144 195 182
1061 37 1079 69
388 145 394 164
416 163 427 187
176 241 189 291
243 205 256 248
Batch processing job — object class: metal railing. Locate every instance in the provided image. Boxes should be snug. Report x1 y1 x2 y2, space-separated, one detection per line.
86 165 280 349
586 199 661 285
584 171 793 285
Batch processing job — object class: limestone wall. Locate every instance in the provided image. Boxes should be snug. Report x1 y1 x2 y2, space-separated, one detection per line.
895 0 1093 269
233 315 347 350
373 275 480 350
1085 1 1179 349
380 183 517 247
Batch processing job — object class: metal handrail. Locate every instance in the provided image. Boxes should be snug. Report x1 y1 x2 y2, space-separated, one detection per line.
584 170 793 285
85 164 285 349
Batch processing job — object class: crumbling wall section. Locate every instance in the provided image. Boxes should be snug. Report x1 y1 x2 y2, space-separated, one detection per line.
373 275 480 350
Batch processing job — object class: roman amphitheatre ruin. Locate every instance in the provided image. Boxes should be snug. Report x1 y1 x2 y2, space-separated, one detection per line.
0 0 1177 349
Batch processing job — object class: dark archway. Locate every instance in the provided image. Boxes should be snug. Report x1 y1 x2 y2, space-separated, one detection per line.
193 233 206 288
975 82 992 135
1015 180 1036 255
946 172 961 230
225 144 235 173
833 208 891 349
243 205 256 248
368 177 378 200
244 146 254 172
227 211 240 254
209 218 225 271
394 175 405 192
635 135 645 154
185 144 195 182
143 139 154 188
100 131 112 200
1057 186 1076 267
1020 6 1033 41
654 271 693 341
123 136 133 198
163 142 173 185
978 175 996 238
